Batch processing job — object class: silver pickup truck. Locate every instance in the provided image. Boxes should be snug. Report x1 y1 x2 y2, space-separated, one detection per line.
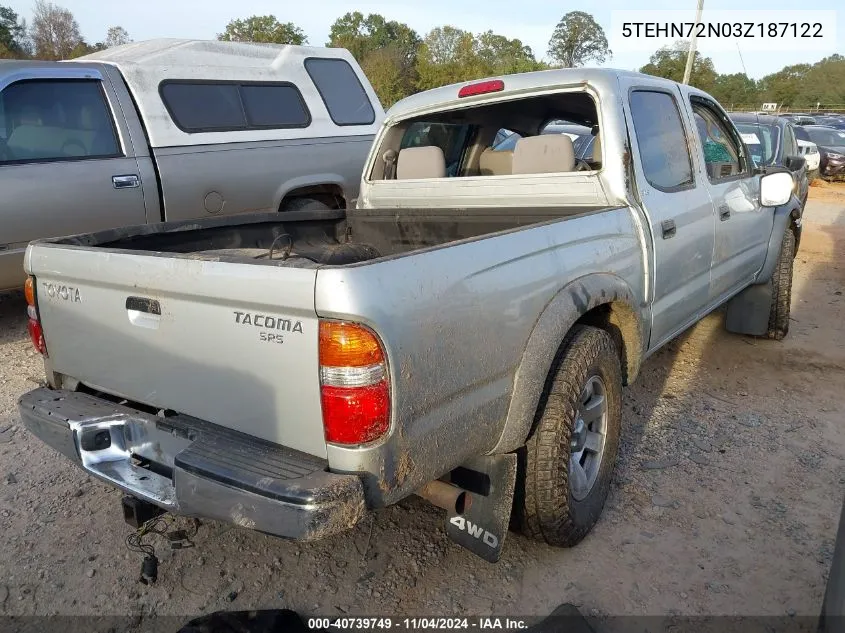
18 68 803 563
0 39 383 291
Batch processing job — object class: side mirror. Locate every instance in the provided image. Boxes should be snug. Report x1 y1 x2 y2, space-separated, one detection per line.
760 170 795 207
785 155 806 172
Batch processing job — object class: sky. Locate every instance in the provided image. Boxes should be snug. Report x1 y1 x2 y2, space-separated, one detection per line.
4 0 843 78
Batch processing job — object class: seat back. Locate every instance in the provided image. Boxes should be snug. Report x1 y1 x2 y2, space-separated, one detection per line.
396 146 446 180
478 148 514 175
512 134 576 174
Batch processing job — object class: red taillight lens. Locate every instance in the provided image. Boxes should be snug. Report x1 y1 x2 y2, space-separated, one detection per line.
458 79 504 98
319 321 390 446
321 381 389 444
25 277 47 355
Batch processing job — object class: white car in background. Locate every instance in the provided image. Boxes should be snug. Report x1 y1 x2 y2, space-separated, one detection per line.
794 125 821 182
797 139 821 182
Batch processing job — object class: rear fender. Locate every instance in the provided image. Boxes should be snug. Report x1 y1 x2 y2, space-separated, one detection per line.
490 273 646 455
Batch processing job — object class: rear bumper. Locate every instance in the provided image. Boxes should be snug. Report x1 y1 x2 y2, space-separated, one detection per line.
18 388 365 540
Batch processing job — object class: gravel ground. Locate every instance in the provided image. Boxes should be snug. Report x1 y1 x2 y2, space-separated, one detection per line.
0 184 843 626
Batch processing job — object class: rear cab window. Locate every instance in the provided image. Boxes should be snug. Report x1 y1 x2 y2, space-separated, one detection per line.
159 81 311 133
369 90 601 181
304 58 375 126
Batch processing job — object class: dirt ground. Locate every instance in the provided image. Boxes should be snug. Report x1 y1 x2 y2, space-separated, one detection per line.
0 184 844 626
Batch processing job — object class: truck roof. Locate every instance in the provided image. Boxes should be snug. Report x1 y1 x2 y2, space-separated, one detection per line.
384 68 670 121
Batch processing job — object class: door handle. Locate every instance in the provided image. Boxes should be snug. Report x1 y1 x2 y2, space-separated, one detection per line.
112 174 140 189
719 205 731 221
661 219 676 239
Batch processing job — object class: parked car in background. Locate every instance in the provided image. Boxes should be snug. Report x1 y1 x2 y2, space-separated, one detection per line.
797 140 821 182
815 116 845 131
793 126 821 182
779 113 818 126
0 38 384 291
729 113 808 207
803 126 845 180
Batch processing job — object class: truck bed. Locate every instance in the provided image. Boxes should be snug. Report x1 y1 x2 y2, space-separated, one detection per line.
42 205 613 266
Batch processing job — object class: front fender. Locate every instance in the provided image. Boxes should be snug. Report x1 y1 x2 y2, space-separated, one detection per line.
756 195 802 283
490 273 647 455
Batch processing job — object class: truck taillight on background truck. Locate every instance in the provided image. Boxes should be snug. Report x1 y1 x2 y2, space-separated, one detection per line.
24 277 47 355
319 321 389 445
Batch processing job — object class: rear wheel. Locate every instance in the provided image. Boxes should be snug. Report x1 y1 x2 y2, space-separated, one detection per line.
766 229 795 340
518 325 622 547
280 197 333 212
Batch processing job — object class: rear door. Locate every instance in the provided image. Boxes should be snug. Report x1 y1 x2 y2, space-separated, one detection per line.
0 65 148 289
685 95 768 303
620 79 716 348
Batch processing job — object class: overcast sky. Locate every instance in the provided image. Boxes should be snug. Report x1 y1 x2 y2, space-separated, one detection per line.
4 0 842 78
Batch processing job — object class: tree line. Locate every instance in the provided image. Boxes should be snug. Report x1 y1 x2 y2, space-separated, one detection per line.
0 1 129 60
2 2 843 110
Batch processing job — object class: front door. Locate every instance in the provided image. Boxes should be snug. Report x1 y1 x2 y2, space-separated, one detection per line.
621 82 716 349
0 68 148 290
685 95 767 303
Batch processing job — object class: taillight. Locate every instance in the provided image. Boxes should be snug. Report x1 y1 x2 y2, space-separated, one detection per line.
25 277 47 355
319 321 389 445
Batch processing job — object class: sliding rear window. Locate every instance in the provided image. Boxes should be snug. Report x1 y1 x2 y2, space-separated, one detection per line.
160 81 311 133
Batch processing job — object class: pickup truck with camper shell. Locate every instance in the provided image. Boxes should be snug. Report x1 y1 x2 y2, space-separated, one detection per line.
18 68 803 563
0 38 383 291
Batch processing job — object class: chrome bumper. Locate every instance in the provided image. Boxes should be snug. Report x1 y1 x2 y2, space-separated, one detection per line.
18 388 365 540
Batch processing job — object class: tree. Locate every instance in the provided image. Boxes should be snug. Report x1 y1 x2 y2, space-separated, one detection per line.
328 12 420 106
640 41 717 93
30 0 82 60
218 15 307 45
710 73 759 108
105 25 130 48
475 30 542 76
547 11 610 68
1 5 30 57
415 26 546 92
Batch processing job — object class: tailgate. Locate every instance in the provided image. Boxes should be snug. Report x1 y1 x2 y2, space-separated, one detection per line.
26 244 327 459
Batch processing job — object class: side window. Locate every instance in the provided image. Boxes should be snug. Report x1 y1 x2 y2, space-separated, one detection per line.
690 100 745 181
240 85 310 128
0 79 120 164
399 122 472 177
304 58 375 126
629 90 694 191
160 81 311 133
160 83 243 132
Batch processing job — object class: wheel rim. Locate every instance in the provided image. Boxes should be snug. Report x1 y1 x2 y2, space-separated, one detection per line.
569 375 608 501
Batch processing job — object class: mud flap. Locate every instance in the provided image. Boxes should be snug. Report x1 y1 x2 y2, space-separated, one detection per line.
725 281 772 336
446 454 517 563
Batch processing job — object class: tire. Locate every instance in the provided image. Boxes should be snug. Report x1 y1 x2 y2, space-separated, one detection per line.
518 325 622 547
766 228 796 340
280 197 333 212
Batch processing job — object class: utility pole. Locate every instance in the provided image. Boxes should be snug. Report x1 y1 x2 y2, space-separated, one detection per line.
682 0 704 84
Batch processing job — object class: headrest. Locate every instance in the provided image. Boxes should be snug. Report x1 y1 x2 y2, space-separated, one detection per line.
396 146 447 180
512 134 576 174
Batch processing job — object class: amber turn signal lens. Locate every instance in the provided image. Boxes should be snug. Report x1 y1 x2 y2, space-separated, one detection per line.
24 277 35 306
319 321 384 368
